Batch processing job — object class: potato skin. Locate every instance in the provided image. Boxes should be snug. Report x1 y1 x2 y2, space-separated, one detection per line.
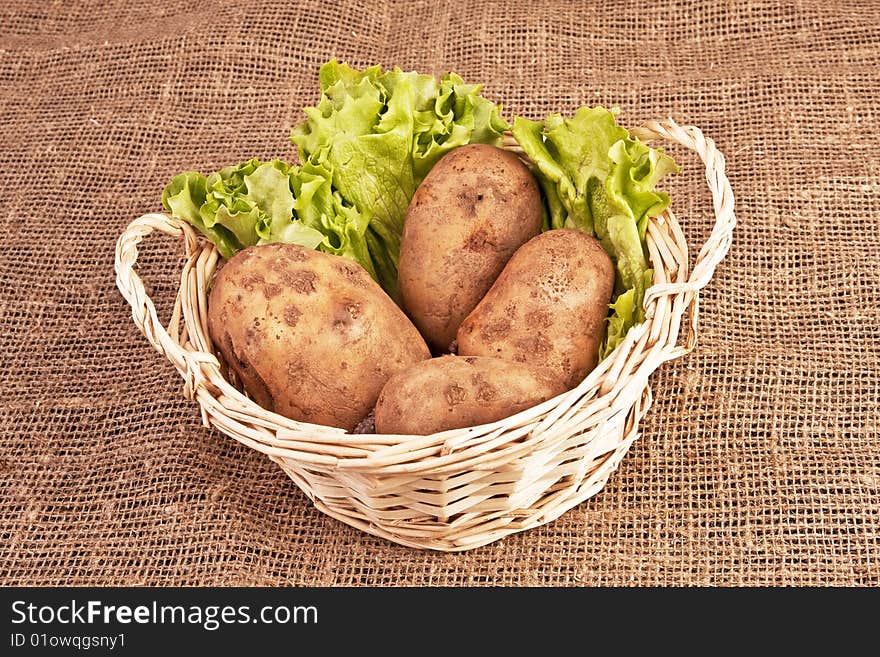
207 243 431 431
457 229 615 389
374 355 566 435
398 144 543 351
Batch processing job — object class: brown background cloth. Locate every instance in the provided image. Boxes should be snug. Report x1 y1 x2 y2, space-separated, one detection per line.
2 0 878 587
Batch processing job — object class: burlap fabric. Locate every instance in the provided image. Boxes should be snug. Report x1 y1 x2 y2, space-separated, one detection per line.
2 0 877 586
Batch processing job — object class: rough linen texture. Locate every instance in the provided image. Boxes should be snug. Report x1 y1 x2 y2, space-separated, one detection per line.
1 0 878 586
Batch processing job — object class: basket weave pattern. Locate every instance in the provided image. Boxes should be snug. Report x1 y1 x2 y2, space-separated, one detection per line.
115 119 735 551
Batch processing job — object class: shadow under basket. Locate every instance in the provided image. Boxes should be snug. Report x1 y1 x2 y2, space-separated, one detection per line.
115 119 736 551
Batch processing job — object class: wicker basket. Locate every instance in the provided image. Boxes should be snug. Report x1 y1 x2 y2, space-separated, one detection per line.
115 119 735 551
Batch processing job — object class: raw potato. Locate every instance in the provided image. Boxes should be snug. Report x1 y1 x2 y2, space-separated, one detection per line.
207 243 431 431
457 228 615 389
374 355 566 435
398 143 543 351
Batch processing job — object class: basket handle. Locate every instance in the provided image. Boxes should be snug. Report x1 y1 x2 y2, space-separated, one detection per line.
114 212 221 402
632 118 737 352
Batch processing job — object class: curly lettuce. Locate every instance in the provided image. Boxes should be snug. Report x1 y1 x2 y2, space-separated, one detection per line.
162 160 336 260
290 59 508 295
511 107 679 358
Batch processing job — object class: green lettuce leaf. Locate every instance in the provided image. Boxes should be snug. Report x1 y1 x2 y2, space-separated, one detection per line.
290 59 508 296
200 159 309 249
289 158 376 280
162 159 334 261
511 106 679 359
161 172 241 259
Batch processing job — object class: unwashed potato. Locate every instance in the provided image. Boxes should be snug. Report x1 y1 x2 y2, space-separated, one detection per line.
457 228 615 389
207 243 431 431
398 143 543 351
374 355 566 435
